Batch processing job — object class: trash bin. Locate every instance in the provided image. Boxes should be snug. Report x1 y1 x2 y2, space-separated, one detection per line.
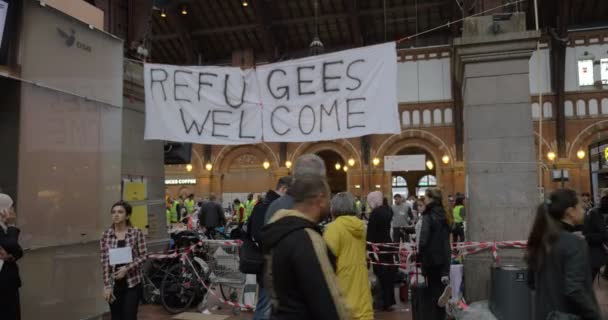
489 265 532 320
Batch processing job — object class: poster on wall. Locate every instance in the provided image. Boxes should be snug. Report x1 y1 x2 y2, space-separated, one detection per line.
144 42 400 144
123 178 148 234
0 0 8 50
257 42 400 142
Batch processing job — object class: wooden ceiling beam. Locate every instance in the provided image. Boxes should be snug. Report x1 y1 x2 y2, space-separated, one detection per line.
151 1 445 40
165 9 195 63
346 0 363 46
253 0 279 61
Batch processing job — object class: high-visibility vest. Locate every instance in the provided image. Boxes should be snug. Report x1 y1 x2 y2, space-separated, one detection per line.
235 204 246 223
453 205 465 224
170 201 180 222
184 199 195 214
355 200 361 213
166 209 178 224
244 200 255 222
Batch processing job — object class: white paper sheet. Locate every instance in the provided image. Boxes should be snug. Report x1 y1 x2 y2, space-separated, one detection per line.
109 246 133 266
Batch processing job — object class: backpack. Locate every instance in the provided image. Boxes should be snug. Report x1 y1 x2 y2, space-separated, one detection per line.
239 235 264 274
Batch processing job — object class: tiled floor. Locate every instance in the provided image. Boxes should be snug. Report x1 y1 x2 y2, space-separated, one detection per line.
132 277 608 320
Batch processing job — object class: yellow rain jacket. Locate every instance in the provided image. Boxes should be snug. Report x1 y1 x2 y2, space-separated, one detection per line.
323 215 374 320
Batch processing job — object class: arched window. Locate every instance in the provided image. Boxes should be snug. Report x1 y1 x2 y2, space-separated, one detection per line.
402 111 411 127
433 109 442 125
564 100 574 117
412 110 421 126
576 99 586 117
543 102 553 119
422 110 431 125
588 99 598 116
416 174 437 197
531 103 540 119
444 108 453 124
602 98 608 115
391 176 408 199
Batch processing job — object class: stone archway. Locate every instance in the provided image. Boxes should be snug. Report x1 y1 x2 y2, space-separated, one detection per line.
568 120 608 161
291 140 361 168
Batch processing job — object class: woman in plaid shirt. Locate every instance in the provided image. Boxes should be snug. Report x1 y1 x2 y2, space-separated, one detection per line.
100 201 148 320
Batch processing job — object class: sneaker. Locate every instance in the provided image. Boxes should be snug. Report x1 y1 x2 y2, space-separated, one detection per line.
437 285 452 307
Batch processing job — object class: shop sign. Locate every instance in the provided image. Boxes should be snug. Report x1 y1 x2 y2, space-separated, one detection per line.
165 178 196 185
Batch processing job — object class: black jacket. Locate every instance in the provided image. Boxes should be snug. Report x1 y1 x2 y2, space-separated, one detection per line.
583 208 608 269
528 223 601 320
198 201 226 228
248 190 281 244
0 226 23 291
261 210 350 320
418 201 451 277
366 205 396 264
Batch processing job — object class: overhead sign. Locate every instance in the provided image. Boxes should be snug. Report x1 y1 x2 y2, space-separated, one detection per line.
384 155 426 172
0 1 7 49
144 42 399 144
165 178 196 185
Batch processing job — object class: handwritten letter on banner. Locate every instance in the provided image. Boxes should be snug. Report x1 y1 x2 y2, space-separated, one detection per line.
144 42 399 144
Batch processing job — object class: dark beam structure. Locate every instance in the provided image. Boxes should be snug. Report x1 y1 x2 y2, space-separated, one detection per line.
165 8 195 63
347 0 363 46
551 0 570 158
253 0 278 61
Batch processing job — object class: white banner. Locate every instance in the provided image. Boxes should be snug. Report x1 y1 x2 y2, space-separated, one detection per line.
257 42 399 142
0 0 7 49
144 42 399 144
384 155 426 171
144 64 263 144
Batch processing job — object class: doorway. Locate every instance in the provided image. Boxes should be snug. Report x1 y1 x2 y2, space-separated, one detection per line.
316 150 347 194
391 147 437 199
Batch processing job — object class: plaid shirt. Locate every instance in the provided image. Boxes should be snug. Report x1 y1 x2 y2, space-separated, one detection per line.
100 227 147 290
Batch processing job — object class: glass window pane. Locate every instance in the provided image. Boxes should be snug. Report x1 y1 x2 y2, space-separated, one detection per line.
578 60 594 86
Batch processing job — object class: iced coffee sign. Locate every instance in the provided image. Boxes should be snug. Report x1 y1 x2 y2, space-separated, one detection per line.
144 42 400 144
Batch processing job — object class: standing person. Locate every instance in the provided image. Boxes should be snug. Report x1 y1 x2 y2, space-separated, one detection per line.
526 189 601 320
264 154 327 224
583 195 608 281
418 188 452 319
414 199 426 248
184 194 195 215
242 176 292 320
244 193 256 223
392 194 412 243
452 194 466 243
233 199 245 225
261 176 350 320
324 192 374 320
0 194 23 320
581 192 594 212
100 201 148 320
366 191 397 311
198 195 226 239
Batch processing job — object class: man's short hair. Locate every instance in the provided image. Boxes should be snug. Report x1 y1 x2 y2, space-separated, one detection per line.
276 176 293 190
290 176 329 204
233 199 241 204
293 154 326 179
393 194 402 199
209 194 217 201
581 192 591 197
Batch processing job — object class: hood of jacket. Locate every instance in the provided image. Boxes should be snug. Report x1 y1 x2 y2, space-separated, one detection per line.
333 215 366 240
261 209 319 250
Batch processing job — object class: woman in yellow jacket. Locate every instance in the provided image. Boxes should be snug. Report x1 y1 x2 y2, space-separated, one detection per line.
324 192 374 320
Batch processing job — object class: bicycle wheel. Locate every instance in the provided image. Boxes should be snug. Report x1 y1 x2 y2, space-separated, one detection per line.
160 263 197 314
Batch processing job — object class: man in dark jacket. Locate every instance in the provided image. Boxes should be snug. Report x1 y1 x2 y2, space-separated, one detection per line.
264 154 326 224
261 176 350 320
246 176 291 320
583 195 608 281
0 194 23 320
198 194 226 239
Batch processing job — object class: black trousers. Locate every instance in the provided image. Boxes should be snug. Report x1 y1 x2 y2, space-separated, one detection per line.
373 265 396 309
452 223 465 243
393 228 409 243
423 266 447 320
0 289 20 320
110 284 141 320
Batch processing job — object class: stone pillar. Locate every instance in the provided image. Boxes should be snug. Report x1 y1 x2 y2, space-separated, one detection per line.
454 14 539 302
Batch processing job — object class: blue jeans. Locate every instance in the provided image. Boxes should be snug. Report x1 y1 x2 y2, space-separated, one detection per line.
253 286 271 320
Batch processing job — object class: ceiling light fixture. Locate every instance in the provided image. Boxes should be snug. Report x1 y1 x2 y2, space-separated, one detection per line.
242 1 249 7
181 6 188 15
160 9 167 18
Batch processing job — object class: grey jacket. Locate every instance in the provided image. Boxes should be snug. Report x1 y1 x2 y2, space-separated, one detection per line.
528 224 601 320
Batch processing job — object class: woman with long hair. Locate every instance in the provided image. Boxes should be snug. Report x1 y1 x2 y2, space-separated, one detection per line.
100 201 148 320
526 189 600 320
418 188 451 319
366 191 397 311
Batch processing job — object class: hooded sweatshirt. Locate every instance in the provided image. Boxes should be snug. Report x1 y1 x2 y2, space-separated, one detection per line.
323 215 374 320
261 209 351 320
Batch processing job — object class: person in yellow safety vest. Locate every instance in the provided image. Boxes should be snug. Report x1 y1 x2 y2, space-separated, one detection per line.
170 199 180 223
244 193 256 222
184 194 195 214
452 194 466 243
355 197 362 215
233 199 246 225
